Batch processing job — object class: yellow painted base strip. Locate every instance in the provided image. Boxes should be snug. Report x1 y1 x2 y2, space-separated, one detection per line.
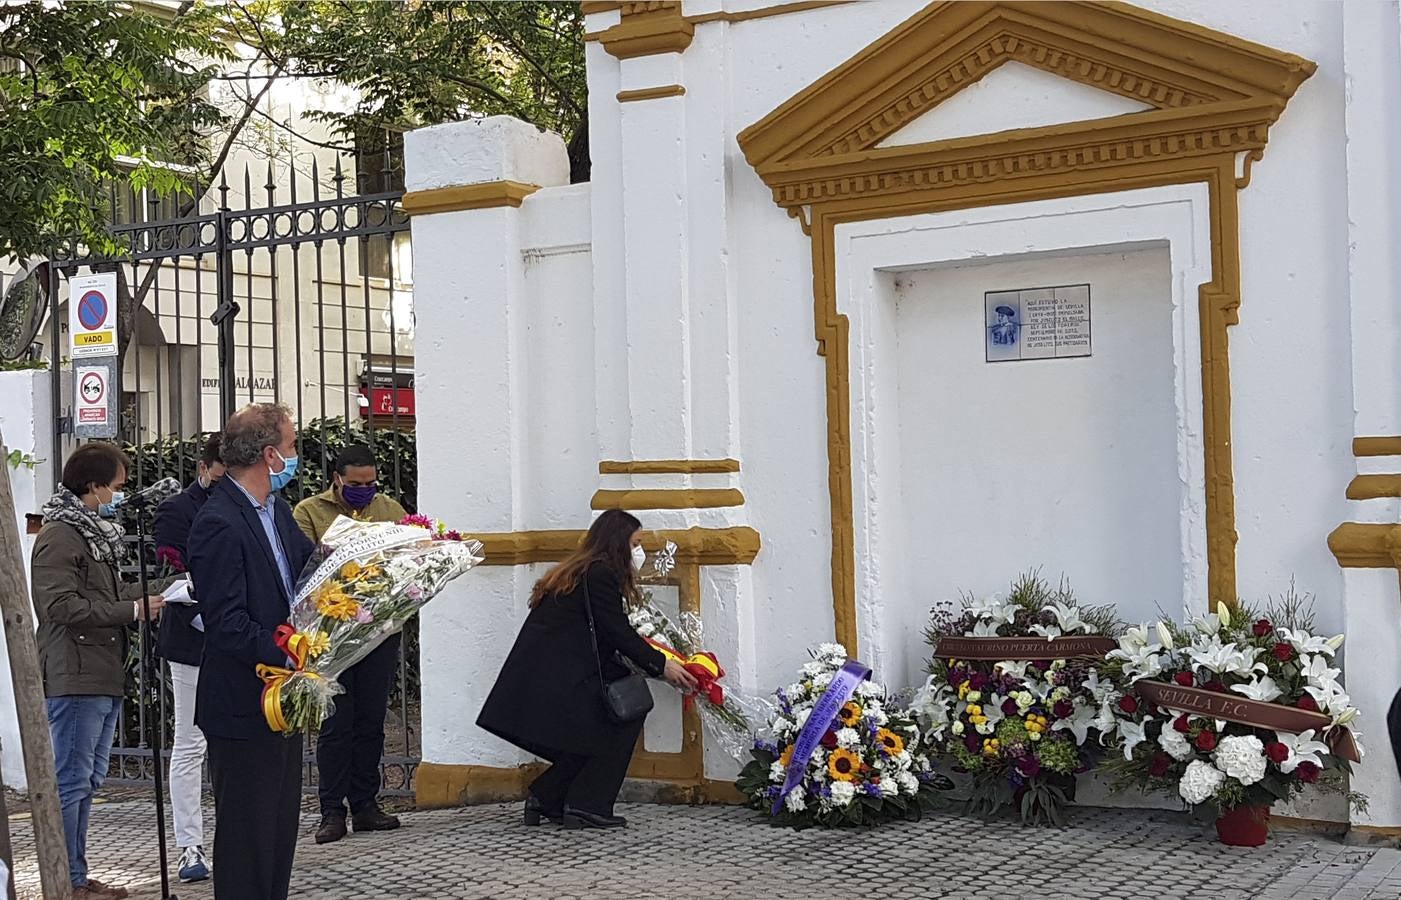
1346 474 1401 500
599 458 740 475
467 526 761 566
402 180 540 216
617 85 686 103
1354 436 1401 457
591 488 744 510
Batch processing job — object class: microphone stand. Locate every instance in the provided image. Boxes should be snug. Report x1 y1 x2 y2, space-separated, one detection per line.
127 493 177 900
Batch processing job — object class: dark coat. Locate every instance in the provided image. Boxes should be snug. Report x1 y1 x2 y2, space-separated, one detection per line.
30 522 144 697
477 562 665 758
186 477 315 741
154 479 210 666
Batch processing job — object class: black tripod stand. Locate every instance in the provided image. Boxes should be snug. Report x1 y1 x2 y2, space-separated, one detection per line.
128 494 177 900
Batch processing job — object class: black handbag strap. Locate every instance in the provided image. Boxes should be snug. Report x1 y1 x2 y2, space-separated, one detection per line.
579 574 609 694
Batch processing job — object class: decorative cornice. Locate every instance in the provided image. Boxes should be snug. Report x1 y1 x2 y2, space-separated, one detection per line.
599 459 740 474
468 526 761 566
586 0 855 40
596 0 694 59
1328 523 1401 569
591 488 745 510
1346 474 1401 500
617 84 687 103
400 181 539 215
1354 436 1401 457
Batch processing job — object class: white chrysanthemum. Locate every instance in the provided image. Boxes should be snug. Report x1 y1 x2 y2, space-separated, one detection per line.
1213 735 1267 786
771 716 793 737
836 727 861 749
785 789 807 813
1158 727 1195 762
1178 759 1226 806
878 778 898 797
866 708 889 727
794 708 812 728
799 662 823 678
951 720 964 736
897 772 919 795
855 681 883 700
829 780 855 807
812 672 834 691
815 642 848 662
768 761 786 783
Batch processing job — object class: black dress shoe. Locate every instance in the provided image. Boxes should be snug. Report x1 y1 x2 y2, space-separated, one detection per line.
314 814 347 844
561 806 627 829
351 805 401 833
524 794 563 826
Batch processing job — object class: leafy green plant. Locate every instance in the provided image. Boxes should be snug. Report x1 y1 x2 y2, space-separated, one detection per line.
6 448 41 470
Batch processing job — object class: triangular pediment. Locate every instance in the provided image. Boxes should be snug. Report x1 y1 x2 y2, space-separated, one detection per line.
738 1 1315 206
877 59 1154 148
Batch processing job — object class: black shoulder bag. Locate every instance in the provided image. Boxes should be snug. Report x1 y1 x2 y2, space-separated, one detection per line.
581 576 655 724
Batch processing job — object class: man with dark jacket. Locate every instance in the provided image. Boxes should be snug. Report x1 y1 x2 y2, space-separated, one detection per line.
152 433 224 884
187 404 314 900
293 444 407 843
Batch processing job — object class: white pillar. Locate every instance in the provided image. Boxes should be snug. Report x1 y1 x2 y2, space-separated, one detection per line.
1339 0 1401 833
405 118 569 779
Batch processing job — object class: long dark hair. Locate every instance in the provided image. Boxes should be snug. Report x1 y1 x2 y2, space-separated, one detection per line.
529 510 642 608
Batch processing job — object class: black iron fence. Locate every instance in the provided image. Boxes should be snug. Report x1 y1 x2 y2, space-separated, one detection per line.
39 153 420 796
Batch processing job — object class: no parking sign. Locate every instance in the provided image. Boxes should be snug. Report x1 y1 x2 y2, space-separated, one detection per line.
69 270 119 358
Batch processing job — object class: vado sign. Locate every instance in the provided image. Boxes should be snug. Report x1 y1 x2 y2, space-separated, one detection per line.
69 270 119 358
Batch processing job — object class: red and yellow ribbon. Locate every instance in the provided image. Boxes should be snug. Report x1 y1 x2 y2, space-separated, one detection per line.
646 638 727 707
255 624 315 733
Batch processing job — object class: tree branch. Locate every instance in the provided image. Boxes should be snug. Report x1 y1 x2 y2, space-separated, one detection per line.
478 4 583 119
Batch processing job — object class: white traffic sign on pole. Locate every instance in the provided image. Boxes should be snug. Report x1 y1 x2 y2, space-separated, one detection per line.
73 359 118 439
68 270 119 358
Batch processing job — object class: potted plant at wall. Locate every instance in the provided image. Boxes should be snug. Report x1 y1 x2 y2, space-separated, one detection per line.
912 572 1121 825
1100 594 1365 846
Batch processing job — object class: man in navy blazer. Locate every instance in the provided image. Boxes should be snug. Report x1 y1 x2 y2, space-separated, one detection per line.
188 404 314 900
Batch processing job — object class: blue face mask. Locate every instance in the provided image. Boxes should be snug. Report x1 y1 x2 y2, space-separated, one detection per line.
97 490 124 519
269 452 299 492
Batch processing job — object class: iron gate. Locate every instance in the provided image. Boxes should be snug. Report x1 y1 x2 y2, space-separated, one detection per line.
42 154 422 796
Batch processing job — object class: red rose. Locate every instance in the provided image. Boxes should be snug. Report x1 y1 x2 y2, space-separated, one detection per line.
820 730 838 749
1173 671 1195 687
1002 698 1019 716
1118 695 1139 714
1252 619 1274 637
1204 680 1227 694
1296 761 1321 784
1266 742 1290 764
1148 752 1173 777
1272 642 1295 662
1173 714 1192 733
1296 695 1319 712
869 776 880 785
1194 730 1218 752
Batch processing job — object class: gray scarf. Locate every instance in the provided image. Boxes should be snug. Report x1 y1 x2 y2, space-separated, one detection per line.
41 487 128 563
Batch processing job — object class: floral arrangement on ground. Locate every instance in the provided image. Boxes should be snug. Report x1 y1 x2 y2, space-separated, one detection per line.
736 643 948 828
912 572 1121 825
1099 589 1365 841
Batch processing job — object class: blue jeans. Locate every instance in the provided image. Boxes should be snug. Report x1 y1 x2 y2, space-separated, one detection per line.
47 695 121 888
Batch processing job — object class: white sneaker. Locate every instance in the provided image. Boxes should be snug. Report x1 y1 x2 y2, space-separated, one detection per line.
177 845 210 883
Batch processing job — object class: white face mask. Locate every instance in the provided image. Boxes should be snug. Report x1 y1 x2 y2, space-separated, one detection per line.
631 544 646 572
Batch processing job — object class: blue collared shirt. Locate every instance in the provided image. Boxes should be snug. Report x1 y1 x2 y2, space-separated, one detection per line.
229 477 294 602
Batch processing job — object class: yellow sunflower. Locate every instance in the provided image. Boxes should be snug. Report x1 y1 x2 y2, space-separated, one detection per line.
779 745 795 769
339 560 363 581
837 701 863 726
876 728 905 756
827 748 861 782
303 631 331 658
316 587 360 621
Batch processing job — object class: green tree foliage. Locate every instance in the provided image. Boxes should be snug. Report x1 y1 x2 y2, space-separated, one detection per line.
0 2 229 260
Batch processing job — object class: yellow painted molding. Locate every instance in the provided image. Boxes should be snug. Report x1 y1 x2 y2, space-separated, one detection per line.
581 1 624 12
400 181 540 216
738 1 1315 653
599 458 740 474
586 1 854 40
591 488 745 510
1354 436 1401 457
596 1 694 59
617 85 687 103
414 762 545 809
1346 474 1401 500
468 525 761 566
1328 522 1401 569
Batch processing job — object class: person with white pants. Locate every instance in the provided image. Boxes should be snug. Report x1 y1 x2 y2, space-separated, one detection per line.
153 434 224 883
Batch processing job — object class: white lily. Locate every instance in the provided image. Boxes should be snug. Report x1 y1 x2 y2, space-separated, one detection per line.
1120 624 1152 651
1107 645 1165 683
982 694 1007 728
1093 697 1119 738
1082 668 1115 704
972 618 1004 637
1299 653 1342 689
1052 702 1099 745
1029 622 1063 640
1274 729 1330 774
1217 603 1232 629
1187 635 1266 678
969 593 1019 625
1305 681 1352 718
1117 716 1153 760
1231 675 1283 704
1278 627 1334 658
1156 621 1175 651
1326 634 1345 652
1193 613 1222 636
1335 707 1360 726
994 660 1031 681
1043 600 1095 636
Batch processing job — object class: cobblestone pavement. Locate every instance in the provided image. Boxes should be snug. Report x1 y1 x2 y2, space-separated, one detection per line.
9 799 1401 899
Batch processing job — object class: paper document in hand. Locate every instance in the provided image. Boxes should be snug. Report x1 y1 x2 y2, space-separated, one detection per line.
162 579 195 604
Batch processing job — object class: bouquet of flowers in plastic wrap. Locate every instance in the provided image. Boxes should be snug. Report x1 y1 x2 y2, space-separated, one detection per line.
736 643 946 828
913 572 1121 825
627 541 767 760
255 514 484 734
1099 591 1364 845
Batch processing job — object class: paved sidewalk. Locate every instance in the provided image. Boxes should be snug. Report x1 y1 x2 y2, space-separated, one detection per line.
9 799 1401 899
